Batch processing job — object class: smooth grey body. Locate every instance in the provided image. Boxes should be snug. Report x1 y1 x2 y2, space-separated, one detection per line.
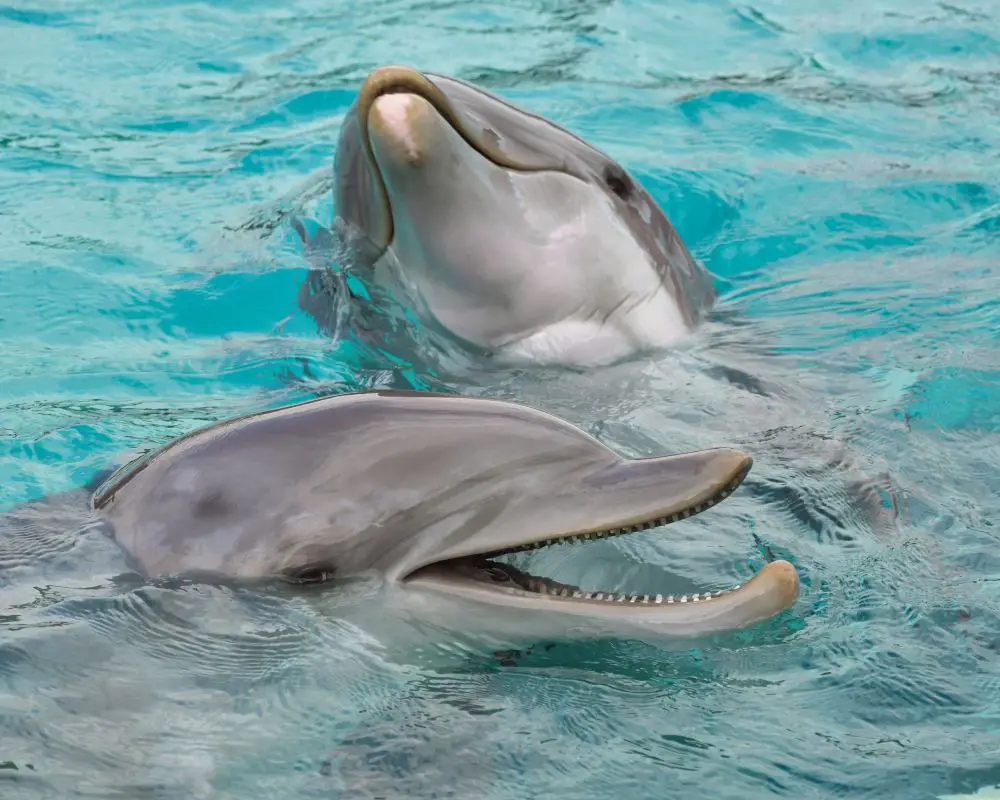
89 390 799 648
92 390 737 583
296 66 717 367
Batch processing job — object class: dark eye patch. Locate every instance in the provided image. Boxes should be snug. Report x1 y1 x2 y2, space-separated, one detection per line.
604 165 632 200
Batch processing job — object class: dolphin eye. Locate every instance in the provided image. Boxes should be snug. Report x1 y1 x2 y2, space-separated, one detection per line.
604 166 632 200
290 565 336 584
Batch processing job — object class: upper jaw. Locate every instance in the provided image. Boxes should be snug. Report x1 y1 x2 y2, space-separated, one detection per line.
393 448 753 584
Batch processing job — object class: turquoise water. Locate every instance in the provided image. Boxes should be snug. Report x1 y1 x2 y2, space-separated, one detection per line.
3 0 1000 796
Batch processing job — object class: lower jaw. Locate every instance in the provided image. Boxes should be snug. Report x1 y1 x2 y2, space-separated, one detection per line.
404 559 799 648
421 555 748 609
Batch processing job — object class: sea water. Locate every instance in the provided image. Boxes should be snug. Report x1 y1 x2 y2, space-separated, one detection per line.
1 0 999 797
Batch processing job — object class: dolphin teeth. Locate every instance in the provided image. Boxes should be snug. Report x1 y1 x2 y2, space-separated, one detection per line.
655 594 663 604
680 595 688 603
487 475 747 561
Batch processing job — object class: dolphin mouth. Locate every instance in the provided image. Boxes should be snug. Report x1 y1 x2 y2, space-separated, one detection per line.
356 65 546 175
401 459 748 601
354 65 563 252
400 459 799 628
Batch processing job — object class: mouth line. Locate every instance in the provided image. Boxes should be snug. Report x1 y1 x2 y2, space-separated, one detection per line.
403 460 753 607
359 66 559 175
356 65 572 255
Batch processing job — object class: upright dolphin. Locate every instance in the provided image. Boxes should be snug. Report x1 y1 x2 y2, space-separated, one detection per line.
91 390 799 647
297 65 717 368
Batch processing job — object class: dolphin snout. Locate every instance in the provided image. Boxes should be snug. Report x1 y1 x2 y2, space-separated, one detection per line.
369 92 436 167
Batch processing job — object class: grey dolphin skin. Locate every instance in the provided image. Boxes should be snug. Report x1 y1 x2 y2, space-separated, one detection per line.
91 390 799 645
298 65 717 368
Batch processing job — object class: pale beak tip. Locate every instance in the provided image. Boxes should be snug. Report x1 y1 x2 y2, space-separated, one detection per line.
761 558 801 611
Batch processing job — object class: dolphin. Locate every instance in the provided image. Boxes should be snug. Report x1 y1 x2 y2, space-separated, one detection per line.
296 65 717 368
90 390 799 648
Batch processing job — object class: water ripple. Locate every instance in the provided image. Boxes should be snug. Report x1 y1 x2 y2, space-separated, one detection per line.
2 0 1000 797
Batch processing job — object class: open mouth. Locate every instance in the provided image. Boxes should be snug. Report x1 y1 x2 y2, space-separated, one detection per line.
402 459 777 608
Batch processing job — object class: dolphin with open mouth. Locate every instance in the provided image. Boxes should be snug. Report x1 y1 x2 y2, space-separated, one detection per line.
90 390 799 647
296 65 717 368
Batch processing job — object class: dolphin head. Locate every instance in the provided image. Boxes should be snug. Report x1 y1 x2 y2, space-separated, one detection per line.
328 65 718 367
92 391 798 641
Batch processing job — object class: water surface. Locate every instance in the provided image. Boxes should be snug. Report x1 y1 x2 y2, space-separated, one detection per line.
2 0 1000 797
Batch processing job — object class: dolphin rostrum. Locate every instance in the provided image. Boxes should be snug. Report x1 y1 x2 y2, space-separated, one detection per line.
297 65 717 368
91 390 799 646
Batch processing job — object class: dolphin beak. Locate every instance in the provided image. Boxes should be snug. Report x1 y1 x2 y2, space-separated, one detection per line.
368 92 436 168
398 446 800 637
351 66 460 249
410 446 756 568
350 64 553 250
